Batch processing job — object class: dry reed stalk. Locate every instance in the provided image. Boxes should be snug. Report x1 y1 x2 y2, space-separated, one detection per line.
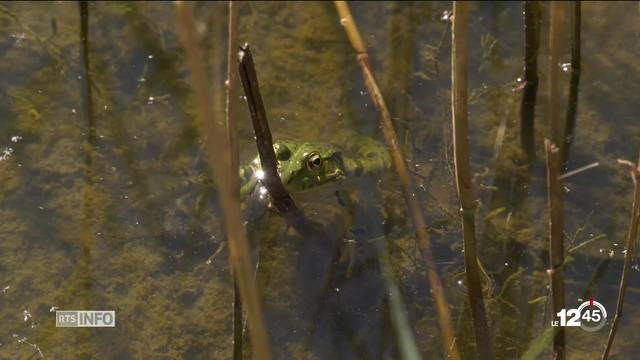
562 1 581 164
237 46 312 235
225 2 243 359
545 139 565 360
602 154 640 359
451 3 493 360
175 3 271 359
227 1 240 180
334 2 459 359
549 3 564 149
520 1 541 161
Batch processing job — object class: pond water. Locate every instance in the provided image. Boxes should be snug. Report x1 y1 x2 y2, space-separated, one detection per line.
0 2 638 359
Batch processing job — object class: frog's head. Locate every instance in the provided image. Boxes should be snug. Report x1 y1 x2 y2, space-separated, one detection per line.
274 140 346 195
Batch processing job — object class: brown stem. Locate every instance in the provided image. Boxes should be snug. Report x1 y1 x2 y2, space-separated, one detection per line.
545 139 565 360
225 2 243 359
602 155 640 359
334 2 459 359
562 1 581 165
175 3 272 359
452 4 493 359
520 1 541 162
549 3 564 150
237 45 313 237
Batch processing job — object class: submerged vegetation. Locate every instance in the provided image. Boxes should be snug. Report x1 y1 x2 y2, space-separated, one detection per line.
0 2 639 359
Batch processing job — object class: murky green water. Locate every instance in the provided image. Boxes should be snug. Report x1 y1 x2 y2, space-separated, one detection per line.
1 2 638 359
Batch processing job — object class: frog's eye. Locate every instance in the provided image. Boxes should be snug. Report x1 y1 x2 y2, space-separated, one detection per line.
306 152 323 171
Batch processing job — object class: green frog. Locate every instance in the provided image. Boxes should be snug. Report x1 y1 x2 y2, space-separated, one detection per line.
238 138 390 203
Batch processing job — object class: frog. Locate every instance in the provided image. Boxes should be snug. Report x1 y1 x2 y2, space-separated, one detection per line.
238 138 390 201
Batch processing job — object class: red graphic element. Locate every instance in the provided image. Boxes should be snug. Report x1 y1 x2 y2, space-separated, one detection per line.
589 296 594 307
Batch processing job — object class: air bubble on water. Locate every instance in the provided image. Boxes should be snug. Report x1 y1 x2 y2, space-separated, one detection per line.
561 63 572 72
0 147 14 161
38 206 44 210
608 249 615 258
23 310 31 323
335 288 340 293
359 90 367 96
633 264 640 272
71 108 77 114
1 285 9 294
147 96 155 105
441 10 453 22
148 54 154 59
11 136 22 143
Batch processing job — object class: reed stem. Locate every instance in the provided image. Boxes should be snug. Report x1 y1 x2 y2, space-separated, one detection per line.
520 1 541 161
237 45 312 236
334 2 459 359
545 139 565 360
225 2 243 359
451 3 493 359
562 1 581 164
175 3 271 359
549 3 564 150
602 154 640 359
